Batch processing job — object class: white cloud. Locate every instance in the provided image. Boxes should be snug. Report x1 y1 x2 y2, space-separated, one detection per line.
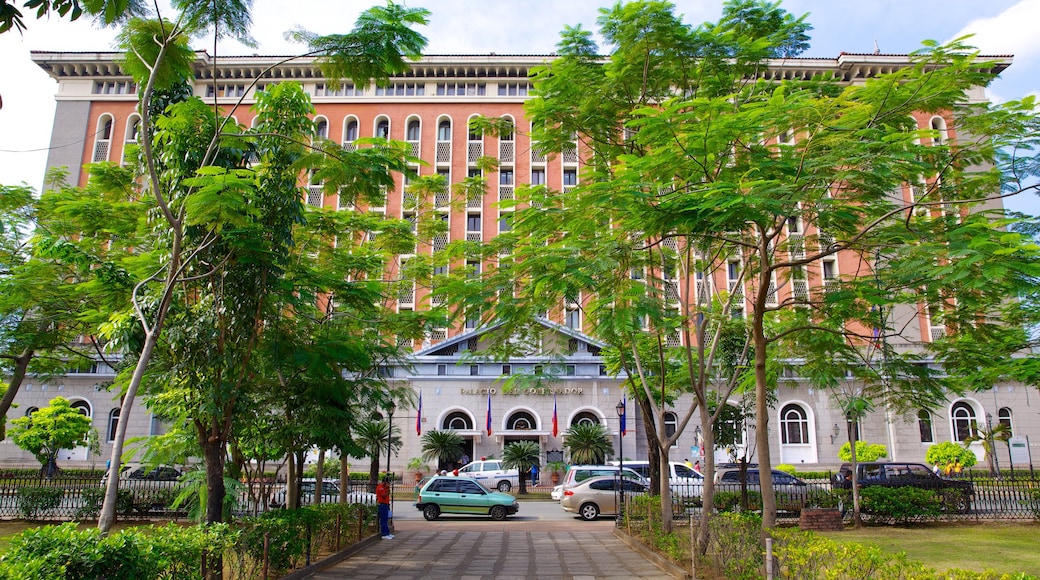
951 0 1040 63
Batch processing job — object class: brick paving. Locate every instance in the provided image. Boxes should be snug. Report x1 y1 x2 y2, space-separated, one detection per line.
310 519 676 579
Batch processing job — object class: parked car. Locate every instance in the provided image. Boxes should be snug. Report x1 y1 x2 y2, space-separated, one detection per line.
269 479 359 508
561 465 647 489
715 468 811 512
100 463 182 485
609 461 703 498
456 459 520 492
414 475 519 521
831 461 974 513
561 476 650 521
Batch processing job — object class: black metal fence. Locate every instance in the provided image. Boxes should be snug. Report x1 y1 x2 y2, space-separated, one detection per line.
0 474 382 521
656 471 1040 523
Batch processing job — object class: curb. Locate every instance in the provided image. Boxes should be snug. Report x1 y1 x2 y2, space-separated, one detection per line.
283 533 381 580
612 527 693 580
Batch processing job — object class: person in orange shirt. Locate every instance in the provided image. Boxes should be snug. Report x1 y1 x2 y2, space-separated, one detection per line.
376 475 393 539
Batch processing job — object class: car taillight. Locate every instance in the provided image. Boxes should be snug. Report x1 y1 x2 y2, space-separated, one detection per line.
417 494 423 502
563 490 574 496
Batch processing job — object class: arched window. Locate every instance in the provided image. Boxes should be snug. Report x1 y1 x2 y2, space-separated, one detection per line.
571 411 599 427
406 119 420 141
998 407 1013 436
951 401 977 442
917 409 934 443
344 119 359 143
437 120 451 141
467 123 482 142
664 412 677 438
70 399 92 418
507 411 537 431
443 411 473 431
375 118 390 139
500 119 514 141
780 404 809 445
107 408 120 442
25 406 38 417
930 116 948 146
92 114 114 162
315 117 328 139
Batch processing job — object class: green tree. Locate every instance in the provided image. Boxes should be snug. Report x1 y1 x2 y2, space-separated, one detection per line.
420 429 464 471
502 440 540 495
354 419 402 492
9 396 93 477
563 423 613 465
94 3 433 542
838 441 888 462
963 422 1011 476
492 0 1040 539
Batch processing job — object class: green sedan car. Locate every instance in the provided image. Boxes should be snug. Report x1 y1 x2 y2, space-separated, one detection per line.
415 475 519 521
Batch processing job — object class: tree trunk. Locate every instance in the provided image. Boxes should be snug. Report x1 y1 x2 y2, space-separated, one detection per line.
696 404 715 556
849 423 863 528
635 395 662 496
200 433 226 580
658 443 673 532
368 455 379 493
0 350 33 440
315 449 326 502
340 455 349 503
753 277 777 530
99 331 159 532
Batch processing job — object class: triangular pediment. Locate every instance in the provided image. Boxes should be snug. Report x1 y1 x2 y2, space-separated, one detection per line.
413 318 605 361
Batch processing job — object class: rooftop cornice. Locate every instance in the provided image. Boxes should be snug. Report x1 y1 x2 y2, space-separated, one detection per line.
30 50 1013 83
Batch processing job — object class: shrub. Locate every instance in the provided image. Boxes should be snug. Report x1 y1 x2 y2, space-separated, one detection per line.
16 487 63 520
925 441 977 472
0 521 237 580
706 512 762 580
859 485 941 523
838 441 888 462
775 464 796 475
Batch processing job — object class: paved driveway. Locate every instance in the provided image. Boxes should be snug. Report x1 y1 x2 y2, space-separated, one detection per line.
310 502 676 579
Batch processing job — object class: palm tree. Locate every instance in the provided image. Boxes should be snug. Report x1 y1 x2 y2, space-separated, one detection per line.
563 423 613 465
964 422 1012 476
502 440 540 495
420 430 464 471
354 419 402 491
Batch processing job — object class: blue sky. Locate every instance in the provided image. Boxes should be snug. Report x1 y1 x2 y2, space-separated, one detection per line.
2 0 1038 214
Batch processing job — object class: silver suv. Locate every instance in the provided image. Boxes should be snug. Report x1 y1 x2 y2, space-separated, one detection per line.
456 459 520 492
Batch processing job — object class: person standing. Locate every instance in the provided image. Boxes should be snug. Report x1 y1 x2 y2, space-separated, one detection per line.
530 463 539 487
376 475 393 539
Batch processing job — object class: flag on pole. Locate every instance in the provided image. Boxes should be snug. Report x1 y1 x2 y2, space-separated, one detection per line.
620 396 627 437
486 391 493 436
416 390 422 436
551 394 559 437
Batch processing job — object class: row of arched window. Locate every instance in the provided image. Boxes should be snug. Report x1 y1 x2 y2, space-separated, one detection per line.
778 401 1013 446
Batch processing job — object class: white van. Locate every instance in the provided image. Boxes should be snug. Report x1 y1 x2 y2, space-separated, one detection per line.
456 459 520 492
609 461 703 498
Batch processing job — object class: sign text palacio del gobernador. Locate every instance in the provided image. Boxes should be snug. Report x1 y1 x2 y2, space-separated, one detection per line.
459 387 584 396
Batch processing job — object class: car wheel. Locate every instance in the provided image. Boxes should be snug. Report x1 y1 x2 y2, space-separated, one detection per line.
423 504 441 521
497 481 512 493
579 502 600 521
490 505 507 521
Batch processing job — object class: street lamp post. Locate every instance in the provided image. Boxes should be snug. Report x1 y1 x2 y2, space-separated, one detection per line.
986 412 999 475
386 401 396 528
615 399 625 525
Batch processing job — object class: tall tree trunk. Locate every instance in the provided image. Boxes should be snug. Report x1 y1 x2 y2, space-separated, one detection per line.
202 435 226 580
696 404 715 556
315 449 325 502
753 266 777 530
0 349 33 440
635 395 662 496
658 442 673 532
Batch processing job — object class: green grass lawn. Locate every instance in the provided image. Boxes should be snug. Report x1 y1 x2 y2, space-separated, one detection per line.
819 521 1040 576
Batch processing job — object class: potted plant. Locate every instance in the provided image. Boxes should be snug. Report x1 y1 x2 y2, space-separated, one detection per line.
547 461 566 485
407 457 429 483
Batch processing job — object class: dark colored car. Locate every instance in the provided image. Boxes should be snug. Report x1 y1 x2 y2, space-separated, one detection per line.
831 461 974 513
715 468 811 512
